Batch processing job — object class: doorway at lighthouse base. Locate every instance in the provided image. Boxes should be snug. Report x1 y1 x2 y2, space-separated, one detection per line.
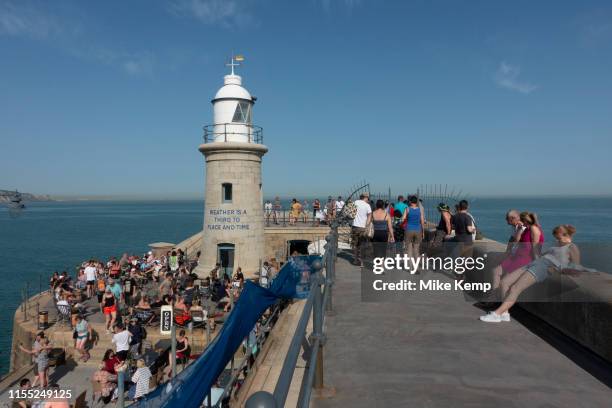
263 226 333 263
217 243 235 279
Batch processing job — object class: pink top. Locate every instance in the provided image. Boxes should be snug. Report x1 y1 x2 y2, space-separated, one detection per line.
501 225 544 273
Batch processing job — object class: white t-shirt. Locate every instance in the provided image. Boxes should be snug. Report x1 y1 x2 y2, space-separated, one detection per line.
112 330 131 352
84 266 97 281
335 201 345 212
352 200 372 228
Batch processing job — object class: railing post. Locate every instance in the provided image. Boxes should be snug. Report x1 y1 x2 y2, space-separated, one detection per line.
118 369 125 408
312 270 324 389
171 324 177 378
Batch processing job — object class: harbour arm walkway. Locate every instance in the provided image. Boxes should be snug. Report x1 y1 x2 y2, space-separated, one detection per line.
313 255 611 408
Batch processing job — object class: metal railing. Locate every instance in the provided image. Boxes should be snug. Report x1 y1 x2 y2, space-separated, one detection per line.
203 124 264 144
19 274 47 323
264 207 334 227
245 228 338 408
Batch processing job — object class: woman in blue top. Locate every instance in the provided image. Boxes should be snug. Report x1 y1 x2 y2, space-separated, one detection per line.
401 196 425 263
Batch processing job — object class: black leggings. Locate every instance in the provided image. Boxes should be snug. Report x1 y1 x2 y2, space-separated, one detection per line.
372 230 388 258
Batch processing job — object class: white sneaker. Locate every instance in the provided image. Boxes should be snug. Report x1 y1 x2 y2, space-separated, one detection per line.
500 312 511 322
480 312 502 323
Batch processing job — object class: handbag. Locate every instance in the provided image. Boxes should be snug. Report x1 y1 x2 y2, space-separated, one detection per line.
366 220 375 239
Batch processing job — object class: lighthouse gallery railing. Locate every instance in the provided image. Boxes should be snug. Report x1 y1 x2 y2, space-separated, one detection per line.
203 123 264 144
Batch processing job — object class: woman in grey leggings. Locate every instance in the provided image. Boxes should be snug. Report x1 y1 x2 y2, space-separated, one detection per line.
480 225 581 323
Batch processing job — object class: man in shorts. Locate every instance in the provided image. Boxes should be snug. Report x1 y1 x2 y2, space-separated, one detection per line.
351 193 372 266
264 200 273 225
112 323 132 361
84 261 97 299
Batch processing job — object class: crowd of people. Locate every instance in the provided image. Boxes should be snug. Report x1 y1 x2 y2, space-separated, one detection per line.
349 192 478 266
264 196 346 226
347 192 594 324
20 245 283 405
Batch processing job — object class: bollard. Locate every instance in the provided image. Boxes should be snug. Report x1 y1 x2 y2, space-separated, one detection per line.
171 324 177 378
245 391 277 408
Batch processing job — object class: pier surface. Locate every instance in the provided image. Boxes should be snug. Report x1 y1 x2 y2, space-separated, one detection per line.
314 256 611 408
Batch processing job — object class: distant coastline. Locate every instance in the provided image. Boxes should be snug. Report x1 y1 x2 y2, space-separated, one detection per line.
0 189 53 203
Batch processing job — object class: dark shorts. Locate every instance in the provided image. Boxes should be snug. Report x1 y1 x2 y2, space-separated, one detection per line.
116 350 128 361
86 280 95 286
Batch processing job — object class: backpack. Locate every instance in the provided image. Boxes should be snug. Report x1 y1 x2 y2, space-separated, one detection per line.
343 201 357 219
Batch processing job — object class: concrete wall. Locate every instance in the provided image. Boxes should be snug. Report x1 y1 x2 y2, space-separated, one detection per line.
472 240 612 363
264 226 331 263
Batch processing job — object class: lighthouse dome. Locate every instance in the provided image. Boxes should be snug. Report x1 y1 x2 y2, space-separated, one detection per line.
213 74 253 102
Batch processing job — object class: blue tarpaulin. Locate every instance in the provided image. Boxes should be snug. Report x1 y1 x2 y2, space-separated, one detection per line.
132 255 320 408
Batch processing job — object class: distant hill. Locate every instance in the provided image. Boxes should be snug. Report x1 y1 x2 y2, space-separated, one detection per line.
0 190 53 203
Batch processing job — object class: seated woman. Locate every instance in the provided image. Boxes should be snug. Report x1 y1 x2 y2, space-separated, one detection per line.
92 362 118 402
164 330 190 378
190 299 216 330
480 224 582 323
173 296 191 326
102 349 121 375
490 212 544 293
133 296 155 325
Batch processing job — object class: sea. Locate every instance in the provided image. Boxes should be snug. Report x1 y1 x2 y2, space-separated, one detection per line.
1 197 611 374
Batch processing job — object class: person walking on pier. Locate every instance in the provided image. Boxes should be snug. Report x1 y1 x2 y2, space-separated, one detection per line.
394 195 407 219
351 193 372 267
480 225 580 323
273 196 281 224
19 337 52 388
112 323 132 361
450 200 475 258
74 315 92 362
371 199 394 259
103 288 118 333
289 198 301 225
264 200 273 225
432 203 452 249
335 196 345 216
84 260 97 299
401 196 425 264
301 199 309 223
313 199 321 226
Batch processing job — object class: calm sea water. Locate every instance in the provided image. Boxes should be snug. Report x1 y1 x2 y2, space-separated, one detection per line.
1 197 611 374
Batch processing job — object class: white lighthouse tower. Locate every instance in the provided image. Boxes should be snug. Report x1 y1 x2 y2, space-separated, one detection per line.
196 56 268 279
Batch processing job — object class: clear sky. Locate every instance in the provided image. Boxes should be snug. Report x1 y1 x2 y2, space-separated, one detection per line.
1 0 611 198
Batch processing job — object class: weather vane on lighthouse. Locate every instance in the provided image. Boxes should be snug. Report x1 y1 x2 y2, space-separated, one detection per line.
226 54 245 75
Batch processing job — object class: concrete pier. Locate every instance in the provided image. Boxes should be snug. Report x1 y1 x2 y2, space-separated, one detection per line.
313 256 611 408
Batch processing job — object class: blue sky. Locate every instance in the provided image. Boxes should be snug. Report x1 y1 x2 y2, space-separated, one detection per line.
1 0 611 198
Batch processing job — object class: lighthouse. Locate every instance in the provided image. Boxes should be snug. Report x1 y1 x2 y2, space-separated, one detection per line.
195 56 268 279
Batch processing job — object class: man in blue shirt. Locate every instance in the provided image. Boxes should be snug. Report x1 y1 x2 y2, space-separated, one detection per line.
394 195 408 217
108 278 123 303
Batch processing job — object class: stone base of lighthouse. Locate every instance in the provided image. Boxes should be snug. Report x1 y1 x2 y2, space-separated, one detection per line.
194 142 268 279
